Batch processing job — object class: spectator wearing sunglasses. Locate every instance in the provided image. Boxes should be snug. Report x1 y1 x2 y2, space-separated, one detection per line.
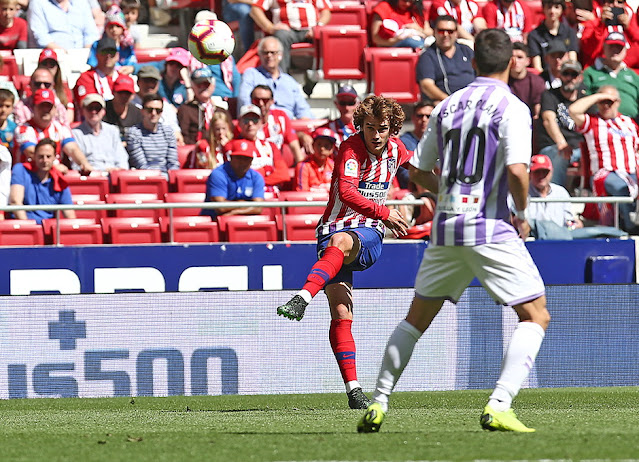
37 49 75 125
319 85 359 148
14 66 71 128
126 93 179 176
398 100 433 190
416 15 474 104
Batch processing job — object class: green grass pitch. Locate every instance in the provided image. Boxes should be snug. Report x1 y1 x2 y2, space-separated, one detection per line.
2 387 639 461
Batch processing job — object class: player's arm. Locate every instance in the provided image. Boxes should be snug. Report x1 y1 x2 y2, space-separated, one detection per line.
409 165 439 192
507 162 530 239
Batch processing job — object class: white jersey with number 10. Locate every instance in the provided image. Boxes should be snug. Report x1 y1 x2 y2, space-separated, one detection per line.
411 77 532 247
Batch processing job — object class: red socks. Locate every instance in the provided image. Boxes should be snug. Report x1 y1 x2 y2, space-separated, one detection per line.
302 246 345 297
329 319 358 384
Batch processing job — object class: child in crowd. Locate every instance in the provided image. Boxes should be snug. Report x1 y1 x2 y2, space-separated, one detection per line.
185 109 234 169
121 0 142 47
0 88 15 152
0 0 26 50
294 128 336 192
88 5 137 69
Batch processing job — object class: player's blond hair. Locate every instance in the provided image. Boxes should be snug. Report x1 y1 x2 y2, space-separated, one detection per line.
353 95 405 137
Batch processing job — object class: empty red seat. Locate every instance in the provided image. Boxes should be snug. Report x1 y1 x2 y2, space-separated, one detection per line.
277 214 321 241
110 169 168 196
279 190 328 215
318 26 367 81
105 193 165 219
0 50 18 77
329 2 367 27
168 168 211 193
164 192 206 217
159 216 219 243
177 144 195 168
64 173 110 199
101 217 161 244
216 215 278 242
0 220 44 246
73 194 107 220
42 218 103 245
365 47 421 103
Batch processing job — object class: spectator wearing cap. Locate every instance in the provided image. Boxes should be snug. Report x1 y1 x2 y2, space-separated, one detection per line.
569 85 639 233
370 0 432 50
540 38 569 90
527 0 579 74
238 36 314 120
177 67 221 145
27 0 99 49
522 154 583 229
416 15 475 104
583 32 639 120
104 74 143 146
37 49 75 124
319 85 359 148
87 6 137 71
14 65 71 128
294 127 336 192
201 138 265 218
0 0 27 50
158 47 193 109
126 93 179 176
74 35 120 106
72 93 129 172
482 0 534 43
9 138 76 224
509 42 546 120
250 84 305 165
579 0 639 70
236 103 290 190
537 59 586 189
14 89 92 173
133 65 183 146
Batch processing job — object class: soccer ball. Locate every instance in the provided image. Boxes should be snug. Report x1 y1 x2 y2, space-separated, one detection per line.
188 19 235 65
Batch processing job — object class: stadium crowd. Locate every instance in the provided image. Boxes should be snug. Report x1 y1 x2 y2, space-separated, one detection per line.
0 0 638 243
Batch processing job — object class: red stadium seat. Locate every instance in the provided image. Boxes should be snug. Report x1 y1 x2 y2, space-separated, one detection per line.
101 217 161 244
159 216 219 243
105 193 166 219
329 1 367 27
289 118 329 135
0 50 18 77
168 169 211 193
365 47 421 103
216 215 278 242
73 194 107 220
318 26 367 81
277 214 321 241
110 169 168 196
279 190 328 215
164 192 206 217
135 48 171 63
177 144 195 168
64 173 110 199
0 220 44 246
42 218 103 245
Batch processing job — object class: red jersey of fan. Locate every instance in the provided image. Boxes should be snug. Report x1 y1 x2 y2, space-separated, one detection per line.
318 133 412 236
372 1 426 28
257 108 297 150
0 17 27 50
430 0 483 34
14 119 75 162
253 0 332 30
577 113 639 176
482 0 533 42
295 157 334 192
225 138 291 187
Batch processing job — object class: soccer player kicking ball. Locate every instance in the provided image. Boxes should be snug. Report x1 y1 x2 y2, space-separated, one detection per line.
357 28 551 433
277 95 411 409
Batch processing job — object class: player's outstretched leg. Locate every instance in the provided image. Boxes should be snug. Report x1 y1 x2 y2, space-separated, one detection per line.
277 246 345 321
357 402 385 433
480 405 535 432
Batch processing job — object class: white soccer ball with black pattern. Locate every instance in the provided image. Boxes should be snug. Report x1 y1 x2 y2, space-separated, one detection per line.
188 19 235 66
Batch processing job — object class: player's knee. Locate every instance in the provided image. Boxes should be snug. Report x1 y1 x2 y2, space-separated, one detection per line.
327 233 353 252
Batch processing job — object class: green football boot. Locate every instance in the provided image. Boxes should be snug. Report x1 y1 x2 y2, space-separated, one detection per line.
480 405 535 432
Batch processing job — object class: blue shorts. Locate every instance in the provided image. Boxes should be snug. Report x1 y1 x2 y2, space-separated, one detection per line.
316 227 383 285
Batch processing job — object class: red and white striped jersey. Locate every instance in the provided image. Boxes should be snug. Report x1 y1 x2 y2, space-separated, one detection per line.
482 0 532 42
257 108 297 150
253 0 332 30
317 133 412 236
577 113 639 176
14 119 75 162
430 0 484 35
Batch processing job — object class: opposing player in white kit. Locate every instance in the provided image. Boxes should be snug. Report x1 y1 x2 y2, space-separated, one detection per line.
357 28 551 433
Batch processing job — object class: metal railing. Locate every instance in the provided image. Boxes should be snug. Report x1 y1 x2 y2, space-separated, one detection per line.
0 196 633 246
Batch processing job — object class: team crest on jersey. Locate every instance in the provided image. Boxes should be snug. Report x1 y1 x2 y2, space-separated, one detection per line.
386 157 396 172
344 159 358 177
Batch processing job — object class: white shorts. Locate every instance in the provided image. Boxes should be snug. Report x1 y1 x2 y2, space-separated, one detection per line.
414 239 545 306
